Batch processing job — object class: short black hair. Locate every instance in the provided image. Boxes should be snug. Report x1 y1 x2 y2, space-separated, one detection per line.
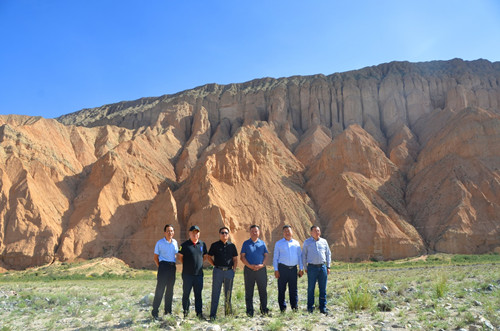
310 225 320 231
250 224 260 230
164 224 174 232
283 225 292 230
219 226 230 233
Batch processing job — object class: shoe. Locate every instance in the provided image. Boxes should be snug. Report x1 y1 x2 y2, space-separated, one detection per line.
209 315 216 321
196 313 205 320
183 311 188 318
307 309 314 314
246 311 254 317
261 308 270 316
151 311 160 321
320 309 329 316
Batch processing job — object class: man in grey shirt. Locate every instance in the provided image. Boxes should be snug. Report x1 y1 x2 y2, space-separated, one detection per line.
302 225 331 314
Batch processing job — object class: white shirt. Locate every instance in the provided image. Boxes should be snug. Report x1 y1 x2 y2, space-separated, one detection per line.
273 238 303 270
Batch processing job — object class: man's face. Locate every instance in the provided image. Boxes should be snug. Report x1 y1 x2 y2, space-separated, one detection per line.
311 227 321 240
189 230 200 243
250 227 260 240
164 226 174 240
220 229 229 242
283 227 293 241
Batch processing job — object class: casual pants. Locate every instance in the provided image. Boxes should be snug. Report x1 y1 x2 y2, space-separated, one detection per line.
307 264 328 312
243 266 268 315
152 262 176 315
277 263 298 311
182 273 204 315
210 267 235 317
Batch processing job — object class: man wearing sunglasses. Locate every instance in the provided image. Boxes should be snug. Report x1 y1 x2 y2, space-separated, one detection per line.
207 226 238 320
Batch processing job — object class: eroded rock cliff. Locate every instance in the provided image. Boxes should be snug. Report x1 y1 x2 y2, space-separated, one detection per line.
1 59 500 269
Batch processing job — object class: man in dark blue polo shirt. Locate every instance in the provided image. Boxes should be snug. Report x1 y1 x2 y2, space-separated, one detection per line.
240 224 270 316
177 225 207 318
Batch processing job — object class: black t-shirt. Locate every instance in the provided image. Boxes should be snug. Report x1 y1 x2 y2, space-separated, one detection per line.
208 240 238 267
179 239 207 275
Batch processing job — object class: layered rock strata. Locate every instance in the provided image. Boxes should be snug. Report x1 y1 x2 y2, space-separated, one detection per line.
1 59 499 269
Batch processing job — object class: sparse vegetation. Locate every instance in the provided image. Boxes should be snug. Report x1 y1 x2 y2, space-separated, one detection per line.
0 255 499 330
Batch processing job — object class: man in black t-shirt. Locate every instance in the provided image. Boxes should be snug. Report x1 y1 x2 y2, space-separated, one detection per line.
177 225 208 318
207 226 238 320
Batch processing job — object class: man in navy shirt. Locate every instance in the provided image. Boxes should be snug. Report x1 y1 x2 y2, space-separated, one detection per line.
178 225 207 318
151 224 178 320
240 224 270 316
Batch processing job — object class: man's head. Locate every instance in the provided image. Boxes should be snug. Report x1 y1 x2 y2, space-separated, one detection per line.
249 224 260 241
310 225 321 240
188 225 200 243
219 226 230 243
164 224 174 240
283 225 293 241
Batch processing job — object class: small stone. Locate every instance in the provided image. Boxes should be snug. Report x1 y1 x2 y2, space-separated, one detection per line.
485 284 495 291
139 293 154 306
380 285 389 293
206 326 221 331
478 316 494 330
473 300 482 306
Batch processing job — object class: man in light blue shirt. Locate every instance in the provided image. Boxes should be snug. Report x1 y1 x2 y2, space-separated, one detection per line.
273 225 303 312
302 225 331 315
152 224 179 320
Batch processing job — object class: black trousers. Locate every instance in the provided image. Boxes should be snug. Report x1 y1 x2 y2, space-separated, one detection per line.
244 266 268 315
182 273 204 315
277 263 298 311
152 262 176 314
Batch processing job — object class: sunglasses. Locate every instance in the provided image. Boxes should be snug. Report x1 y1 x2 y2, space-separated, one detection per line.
220 232 229 235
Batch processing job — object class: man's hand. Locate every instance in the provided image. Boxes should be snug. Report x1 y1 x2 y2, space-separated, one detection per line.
274 270 280 279
298 270 304 278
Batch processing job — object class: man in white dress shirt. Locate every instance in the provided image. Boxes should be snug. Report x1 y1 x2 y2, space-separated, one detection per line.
273 225 303 312
152 224 178 320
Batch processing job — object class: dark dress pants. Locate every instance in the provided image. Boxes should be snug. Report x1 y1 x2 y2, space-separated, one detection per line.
210 267 235 317
277 264 298 311
152 262 176 315
182 273 204 315
244 266 268 315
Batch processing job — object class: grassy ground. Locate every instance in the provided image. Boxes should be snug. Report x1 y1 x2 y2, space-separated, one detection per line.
0 254 499 330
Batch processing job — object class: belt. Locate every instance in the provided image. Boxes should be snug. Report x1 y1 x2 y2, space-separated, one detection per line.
278 263 297 269
308 263 325 267
160 261 176 266
215 266 232 271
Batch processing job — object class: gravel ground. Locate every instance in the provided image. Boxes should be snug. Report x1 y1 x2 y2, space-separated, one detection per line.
0 263 499 330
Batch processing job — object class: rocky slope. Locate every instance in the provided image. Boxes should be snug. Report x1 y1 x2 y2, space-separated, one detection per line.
1 58 500 269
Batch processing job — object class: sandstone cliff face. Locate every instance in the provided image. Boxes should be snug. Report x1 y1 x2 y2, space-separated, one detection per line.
1 59 500 269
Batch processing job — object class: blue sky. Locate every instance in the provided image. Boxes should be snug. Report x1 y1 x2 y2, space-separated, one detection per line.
1 1 500 119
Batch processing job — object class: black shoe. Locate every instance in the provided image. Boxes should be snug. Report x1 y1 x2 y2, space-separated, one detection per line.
196 313 205 320
261 308 270 316
151 311 160 321
209 315 216 321
246 311 254 317
183 311 188 318
320 310 329 316
307 309 314 314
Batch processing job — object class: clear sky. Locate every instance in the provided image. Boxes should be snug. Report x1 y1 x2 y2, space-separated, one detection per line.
1 0 499 119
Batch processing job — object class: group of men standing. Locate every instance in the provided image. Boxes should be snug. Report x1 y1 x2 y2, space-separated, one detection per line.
151 223 331 321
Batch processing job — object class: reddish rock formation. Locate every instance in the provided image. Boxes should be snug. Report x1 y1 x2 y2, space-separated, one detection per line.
1 59 500 269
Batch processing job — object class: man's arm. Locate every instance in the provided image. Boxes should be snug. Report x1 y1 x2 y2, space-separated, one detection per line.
302 241 308 273
154 253 160 267
232 256 238 270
